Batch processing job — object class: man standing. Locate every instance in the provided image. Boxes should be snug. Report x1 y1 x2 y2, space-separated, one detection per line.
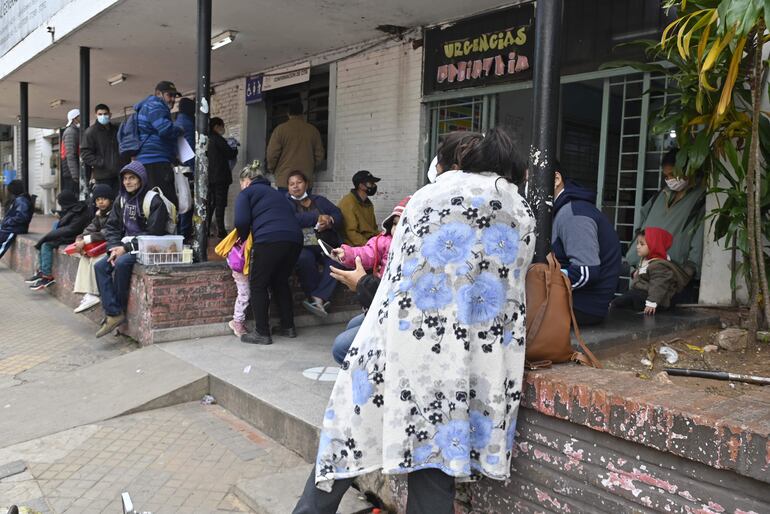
338 170 380 246
81 104 123 192
552 164 621 325
61 109 81 194
626 148 705 302
266 100 324 189
132 81 183 205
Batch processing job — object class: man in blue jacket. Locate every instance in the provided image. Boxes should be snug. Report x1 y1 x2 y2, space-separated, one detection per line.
134 81 183 206
552 164 621 325
0 180 34 259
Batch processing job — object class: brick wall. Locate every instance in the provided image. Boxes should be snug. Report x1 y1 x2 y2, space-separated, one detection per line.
311 39 424 222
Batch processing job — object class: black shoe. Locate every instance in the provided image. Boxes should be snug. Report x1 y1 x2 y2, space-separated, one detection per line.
271 326 297 338
24 271 42 283
241 332 273 345
30 276 55 290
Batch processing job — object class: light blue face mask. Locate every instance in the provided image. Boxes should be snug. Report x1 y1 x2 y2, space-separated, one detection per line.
97 114 110 125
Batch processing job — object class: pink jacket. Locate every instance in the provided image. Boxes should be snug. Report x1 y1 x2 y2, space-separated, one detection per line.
340 233 393 278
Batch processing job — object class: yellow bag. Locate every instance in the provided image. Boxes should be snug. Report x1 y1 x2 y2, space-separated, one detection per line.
214 229 253 275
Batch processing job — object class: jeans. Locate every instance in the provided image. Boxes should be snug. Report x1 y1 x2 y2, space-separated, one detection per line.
249 241 302 335
177 210 193 240
95 253 137 316
292 466 455 514
143 162 178 207
38 242 55 275
0 230 16 259
207 182 230 236
295 246 337 302
332 313 365 364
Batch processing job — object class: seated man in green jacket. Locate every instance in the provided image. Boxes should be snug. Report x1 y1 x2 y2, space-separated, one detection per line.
337 170 380 246
626 149 705 302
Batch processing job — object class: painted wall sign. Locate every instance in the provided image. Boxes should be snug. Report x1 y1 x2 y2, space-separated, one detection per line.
0 0 71 56
262 61 311 92
245 74 263 104
423 3 534 95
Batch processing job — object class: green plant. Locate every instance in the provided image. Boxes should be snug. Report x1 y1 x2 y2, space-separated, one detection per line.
603 0 770 341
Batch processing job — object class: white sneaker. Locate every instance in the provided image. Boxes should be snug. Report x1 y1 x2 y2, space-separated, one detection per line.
74 293 101 313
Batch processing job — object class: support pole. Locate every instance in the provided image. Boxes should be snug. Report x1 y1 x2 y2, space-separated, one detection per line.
193 0 211 262
19 82 29 193
79 46 90 200
527 0 563 263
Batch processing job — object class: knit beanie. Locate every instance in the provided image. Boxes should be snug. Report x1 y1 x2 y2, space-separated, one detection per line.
57 190 78 209
92 183 116 201
7 180 23 196
382 195 411 233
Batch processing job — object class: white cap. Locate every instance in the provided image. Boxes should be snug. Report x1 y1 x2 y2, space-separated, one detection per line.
66 108 80 126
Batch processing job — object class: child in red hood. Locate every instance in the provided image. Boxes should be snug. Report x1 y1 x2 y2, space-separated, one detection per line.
612 227 694 315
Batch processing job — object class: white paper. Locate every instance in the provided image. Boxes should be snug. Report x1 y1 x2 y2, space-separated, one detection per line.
177 135 195 163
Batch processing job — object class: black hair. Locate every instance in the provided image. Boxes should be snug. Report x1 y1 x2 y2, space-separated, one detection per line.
635 228 646 239
288 100 304 116
7 179 24 197
209 117 224 131
287 170 308 183
436 131 484 172
178 97 195 116
662 148 678 167
94 103 110 113
460 126 526 183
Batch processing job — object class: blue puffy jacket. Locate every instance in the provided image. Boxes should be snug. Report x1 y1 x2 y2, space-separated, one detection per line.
134 95 182 165
1 194 34 233
552 180 621 319
234 176 302 245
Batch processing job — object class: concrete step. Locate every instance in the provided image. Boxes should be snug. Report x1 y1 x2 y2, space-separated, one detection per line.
0 346 208 448
233 464 374 514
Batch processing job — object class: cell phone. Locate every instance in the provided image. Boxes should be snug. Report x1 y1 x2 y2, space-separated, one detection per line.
318 239 339 261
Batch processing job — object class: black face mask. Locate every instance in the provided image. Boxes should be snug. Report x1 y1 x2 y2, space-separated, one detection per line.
365 184 378 196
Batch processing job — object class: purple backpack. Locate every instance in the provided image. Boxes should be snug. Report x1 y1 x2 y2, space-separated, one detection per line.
227 241 246 273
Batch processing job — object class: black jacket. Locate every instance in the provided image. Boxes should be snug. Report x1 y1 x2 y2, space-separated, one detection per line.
80 207 112 243
207 132 238 185
81 122 126 181
103 194 168 251
35 202 90 249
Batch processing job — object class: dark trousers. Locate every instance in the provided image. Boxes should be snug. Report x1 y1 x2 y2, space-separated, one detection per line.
292 467 455 514
207 182 230 236
143 162 178 207
95 253 137 316
0 230 15 259
612 288 648 311
60 174 78 195
295 246 337 302
574 309 606 326
249 241 302 335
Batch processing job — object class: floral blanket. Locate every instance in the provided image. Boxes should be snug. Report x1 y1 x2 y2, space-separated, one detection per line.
315 170 536 491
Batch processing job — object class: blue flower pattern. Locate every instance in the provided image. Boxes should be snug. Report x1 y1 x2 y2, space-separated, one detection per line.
314 172 535 492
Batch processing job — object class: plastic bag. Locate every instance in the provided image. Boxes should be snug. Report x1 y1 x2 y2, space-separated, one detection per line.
174 166 192 214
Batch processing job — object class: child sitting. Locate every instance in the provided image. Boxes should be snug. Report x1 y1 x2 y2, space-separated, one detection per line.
0 180 34 259
612 227 693 315
332 196 410 278
72 184 115 313
27 190 89 290
94 161 169 338
215 170 254 337
329 196 409 364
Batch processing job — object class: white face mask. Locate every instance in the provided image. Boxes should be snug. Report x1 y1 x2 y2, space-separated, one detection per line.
97 114 110 125
665 177 688 192
427 156 439 183
291 192 308 201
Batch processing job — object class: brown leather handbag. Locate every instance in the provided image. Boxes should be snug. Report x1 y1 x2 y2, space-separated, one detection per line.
524 253 601 368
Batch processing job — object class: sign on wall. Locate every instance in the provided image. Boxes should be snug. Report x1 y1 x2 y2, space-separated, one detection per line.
262 61 310 92
423 3 534 95
0 0 72 57
245 74 263 104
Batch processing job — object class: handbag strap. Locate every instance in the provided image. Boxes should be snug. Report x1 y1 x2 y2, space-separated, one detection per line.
558 268 602 368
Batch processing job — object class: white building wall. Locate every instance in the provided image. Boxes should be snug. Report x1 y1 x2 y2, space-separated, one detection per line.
313 38 424 222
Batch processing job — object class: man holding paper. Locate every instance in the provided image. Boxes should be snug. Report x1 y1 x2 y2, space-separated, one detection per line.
132 80 184 206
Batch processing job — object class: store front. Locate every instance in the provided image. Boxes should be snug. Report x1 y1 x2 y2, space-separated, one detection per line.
422 0 675 258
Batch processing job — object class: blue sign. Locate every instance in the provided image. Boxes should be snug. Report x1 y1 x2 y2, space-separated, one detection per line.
245 75 263 104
